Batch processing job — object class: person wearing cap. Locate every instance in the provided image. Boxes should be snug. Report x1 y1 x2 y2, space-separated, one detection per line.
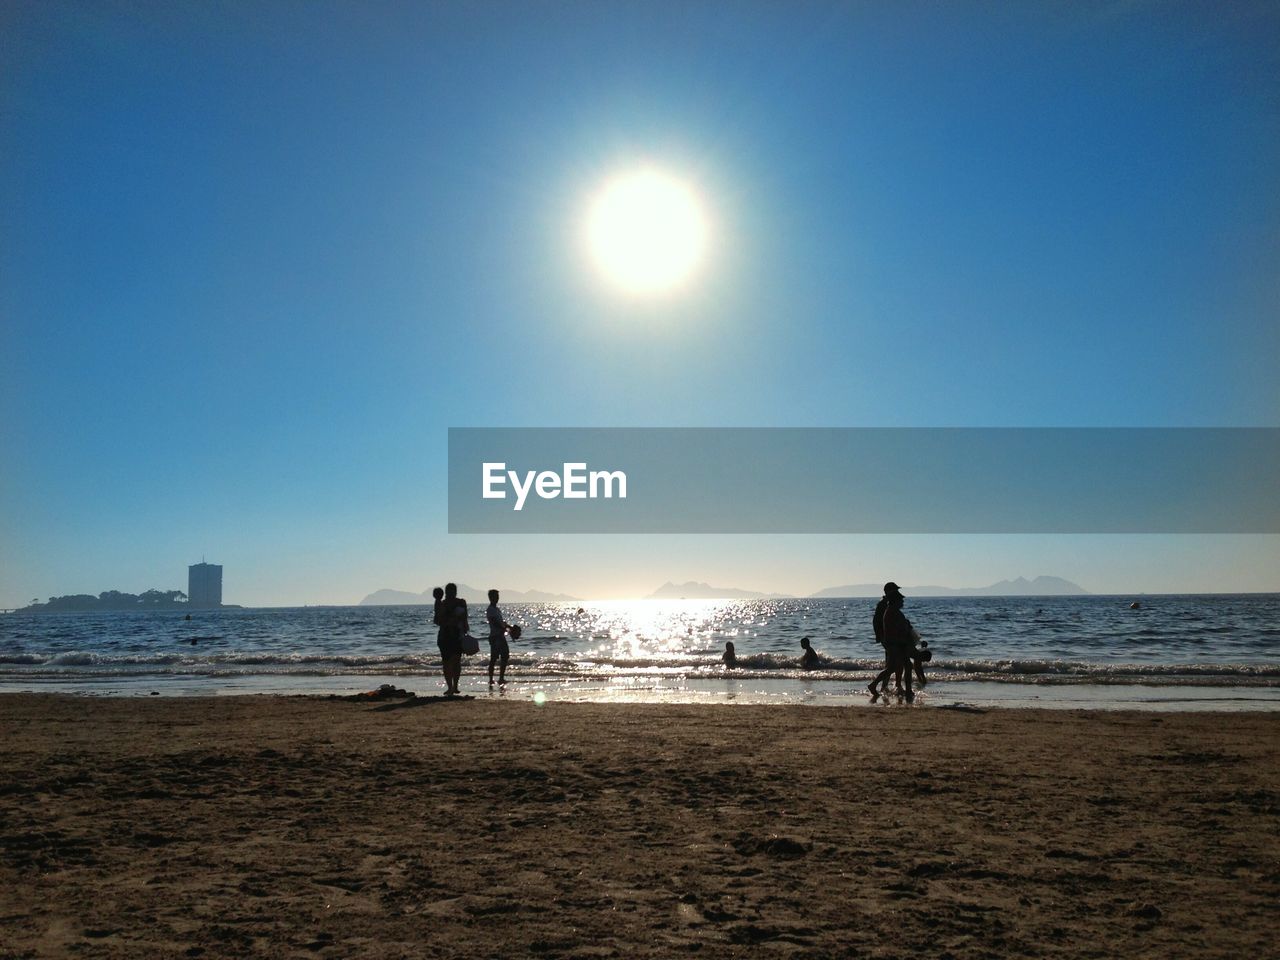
868 582 898 699
868 582 918 702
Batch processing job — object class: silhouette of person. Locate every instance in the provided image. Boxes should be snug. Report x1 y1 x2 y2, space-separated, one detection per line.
723 641 737 668
485 589 510 687
446 583 468 694
432 587 453 694
434 585 465 695
912 641 931 687
799 636 820 670
869 584 917 702
869 582 897 699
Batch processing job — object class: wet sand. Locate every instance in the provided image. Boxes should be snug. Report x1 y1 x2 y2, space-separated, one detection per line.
1 694 1277 958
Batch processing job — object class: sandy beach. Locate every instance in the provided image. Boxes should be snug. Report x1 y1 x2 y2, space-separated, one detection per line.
1 694 1277 958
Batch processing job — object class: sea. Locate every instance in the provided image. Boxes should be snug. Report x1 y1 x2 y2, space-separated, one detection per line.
2 595 1278 711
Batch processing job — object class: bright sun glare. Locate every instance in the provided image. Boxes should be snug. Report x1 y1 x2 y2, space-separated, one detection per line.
585 168 709 296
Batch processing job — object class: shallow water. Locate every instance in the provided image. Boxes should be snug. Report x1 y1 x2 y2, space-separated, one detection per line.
2 595 1278 709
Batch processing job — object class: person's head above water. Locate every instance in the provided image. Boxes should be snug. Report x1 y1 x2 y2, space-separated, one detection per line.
488 589 499 603
800 637 812 649
445 582 457 599
432 587 444 600
725 641 735 651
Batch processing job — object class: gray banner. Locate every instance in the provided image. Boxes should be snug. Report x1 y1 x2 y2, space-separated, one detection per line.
448 428 1280 533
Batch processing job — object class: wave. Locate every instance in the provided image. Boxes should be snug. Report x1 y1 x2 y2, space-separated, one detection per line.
1 651 432 668
2 650 1278 686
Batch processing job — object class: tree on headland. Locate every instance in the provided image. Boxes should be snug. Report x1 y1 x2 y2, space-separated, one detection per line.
20 589 191 613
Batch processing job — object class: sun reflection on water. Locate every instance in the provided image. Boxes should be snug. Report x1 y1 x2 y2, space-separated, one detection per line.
530 599 777 663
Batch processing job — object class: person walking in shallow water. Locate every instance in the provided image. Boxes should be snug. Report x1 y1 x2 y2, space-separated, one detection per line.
869 582 918 702
869 583 895 699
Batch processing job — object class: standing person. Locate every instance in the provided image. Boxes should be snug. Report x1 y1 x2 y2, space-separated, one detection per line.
431 587 457 695
438 583 467 696
448 583 469 694
485 589 510 687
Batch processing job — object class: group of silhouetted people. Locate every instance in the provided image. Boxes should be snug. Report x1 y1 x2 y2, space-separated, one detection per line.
431 584 520 695
868 581 930 702
433 581 929 700
720 580 931 702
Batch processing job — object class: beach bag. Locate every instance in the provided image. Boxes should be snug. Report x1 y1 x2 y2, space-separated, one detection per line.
460 633 480 656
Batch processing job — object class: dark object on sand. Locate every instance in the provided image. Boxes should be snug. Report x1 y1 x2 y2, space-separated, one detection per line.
509 624 522 640
732 832 811 858
344 684 415 702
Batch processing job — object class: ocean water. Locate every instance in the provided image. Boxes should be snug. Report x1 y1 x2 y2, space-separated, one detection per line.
2 595 1278 710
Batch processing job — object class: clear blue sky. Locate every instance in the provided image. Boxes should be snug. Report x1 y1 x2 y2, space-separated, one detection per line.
2 1 1277 605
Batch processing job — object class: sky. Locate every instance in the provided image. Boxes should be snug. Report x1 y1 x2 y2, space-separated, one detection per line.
2 1 1278 606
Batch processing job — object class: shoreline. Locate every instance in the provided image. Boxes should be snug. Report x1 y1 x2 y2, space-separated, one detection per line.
2 694 1277 958
3 673 1280 711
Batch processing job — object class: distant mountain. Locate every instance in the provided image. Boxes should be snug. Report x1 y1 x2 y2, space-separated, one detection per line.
362 576 1087 604
646 581 795 600
359 584 580 605
360 589 432 605
810 576 1088 598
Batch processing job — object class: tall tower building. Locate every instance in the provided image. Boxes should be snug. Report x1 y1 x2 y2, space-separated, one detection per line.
188 562 223 607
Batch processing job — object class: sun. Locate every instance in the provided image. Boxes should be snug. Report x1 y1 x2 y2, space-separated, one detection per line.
584 168 709 296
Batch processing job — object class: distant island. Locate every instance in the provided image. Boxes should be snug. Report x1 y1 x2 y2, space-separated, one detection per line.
645 576 1086 600
17 590 195 613
646 581 795 600
361 576 1089 604
359 584 582 605
809 576 1088 598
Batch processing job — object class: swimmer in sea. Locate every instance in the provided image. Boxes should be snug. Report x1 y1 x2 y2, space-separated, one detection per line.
799 636 820 670
723 641 737 668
